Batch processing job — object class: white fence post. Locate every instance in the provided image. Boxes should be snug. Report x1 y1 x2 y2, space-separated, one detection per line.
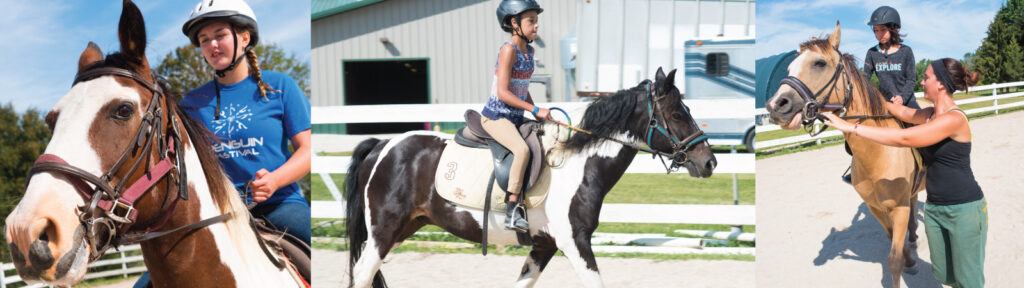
993 87 999 115
120 250 128 278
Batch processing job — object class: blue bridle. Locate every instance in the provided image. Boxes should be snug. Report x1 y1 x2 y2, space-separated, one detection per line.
643 82 709 170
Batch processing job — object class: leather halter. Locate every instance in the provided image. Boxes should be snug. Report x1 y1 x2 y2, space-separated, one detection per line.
26 66 228 261
641 82 708 173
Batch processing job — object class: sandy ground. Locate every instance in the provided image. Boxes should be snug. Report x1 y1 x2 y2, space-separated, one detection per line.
756 111 1024 287
312 249 753 288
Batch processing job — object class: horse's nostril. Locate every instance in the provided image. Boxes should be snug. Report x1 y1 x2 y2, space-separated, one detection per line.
778 98 790 108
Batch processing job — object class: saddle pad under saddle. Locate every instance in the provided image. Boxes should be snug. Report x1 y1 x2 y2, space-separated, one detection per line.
435 141 551 211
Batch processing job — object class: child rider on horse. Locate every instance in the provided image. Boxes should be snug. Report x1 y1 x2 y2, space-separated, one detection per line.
482 0 552 232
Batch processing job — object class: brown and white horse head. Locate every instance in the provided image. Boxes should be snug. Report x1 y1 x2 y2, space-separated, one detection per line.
767 21 846 129
4 1 177 285
648 67 716 177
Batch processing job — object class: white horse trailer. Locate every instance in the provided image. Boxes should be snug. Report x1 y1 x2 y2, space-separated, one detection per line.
566 0 756 150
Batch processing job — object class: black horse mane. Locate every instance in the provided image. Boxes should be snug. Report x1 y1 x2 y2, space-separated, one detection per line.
563 81 648 152
799 38 888 117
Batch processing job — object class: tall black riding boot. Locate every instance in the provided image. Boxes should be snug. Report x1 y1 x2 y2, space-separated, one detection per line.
504 200 529 233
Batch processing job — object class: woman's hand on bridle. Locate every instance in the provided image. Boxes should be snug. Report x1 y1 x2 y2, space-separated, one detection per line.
250 168 279 202
821 113 854 133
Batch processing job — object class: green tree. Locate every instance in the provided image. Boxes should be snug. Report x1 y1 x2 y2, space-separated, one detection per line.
975 1 1024 90
914 58 931 92
154 43 311 99
0 103 51 260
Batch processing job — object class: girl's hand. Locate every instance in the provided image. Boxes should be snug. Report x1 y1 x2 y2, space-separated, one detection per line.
890 95 904 105
821 113 854 133
534 107 552 121
250 169 279 202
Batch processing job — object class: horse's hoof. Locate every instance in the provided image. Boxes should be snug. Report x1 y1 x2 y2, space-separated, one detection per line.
908 240 917 249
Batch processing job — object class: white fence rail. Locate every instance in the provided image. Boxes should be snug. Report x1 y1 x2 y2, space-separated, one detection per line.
2 245 144 288
755 81 1024 149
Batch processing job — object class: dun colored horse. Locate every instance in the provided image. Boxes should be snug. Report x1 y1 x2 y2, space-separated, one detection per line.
345 68 716 288
3 1 304 287
766 22 923 288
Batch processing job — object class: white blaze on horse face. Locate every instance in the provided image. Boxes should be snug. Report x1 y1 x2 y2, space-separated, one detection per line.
4 76 142 285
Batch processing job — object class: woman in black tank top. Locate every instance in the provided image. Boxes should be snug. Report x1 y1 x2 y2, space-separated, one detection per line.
823 58 986 287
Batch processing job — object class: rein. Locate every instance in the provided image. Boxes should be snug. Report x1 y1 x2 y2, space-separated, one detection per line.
779 49 893 136
549 82 708 174
25 66 229 261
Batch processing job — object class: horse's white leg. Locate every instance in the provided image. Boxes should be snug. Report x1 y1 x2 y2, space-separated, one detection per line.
515 235 558 288
556 237 603 288
350 237 384 288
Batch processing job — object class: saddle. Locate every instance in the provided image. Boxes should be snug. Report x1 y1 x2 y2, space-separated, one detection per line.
455 110 545 192
252 217 311 286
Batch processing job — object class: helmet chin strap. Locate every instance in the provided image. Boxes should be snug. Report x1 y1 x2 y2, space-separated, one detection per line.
210 29 252 120
512 18 533 44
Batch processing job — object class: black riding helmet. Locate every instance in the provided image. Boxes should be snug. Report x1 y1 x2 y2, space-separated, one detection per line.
496 0 543 43
867 6 900 27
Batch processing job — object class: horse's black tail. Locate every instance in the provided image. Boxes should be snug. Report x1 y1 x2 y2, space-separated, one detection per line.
345 138 388 288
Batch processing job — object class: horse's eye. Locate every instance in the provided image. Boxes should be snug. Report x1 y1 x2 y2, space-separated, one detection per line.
814 60 827 68
672 112 683 120
112 103 134 120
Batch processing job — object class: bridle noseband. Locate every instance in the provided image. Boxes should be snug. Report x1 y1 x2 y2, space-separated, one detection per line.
641 82 708 173
26 66 202 261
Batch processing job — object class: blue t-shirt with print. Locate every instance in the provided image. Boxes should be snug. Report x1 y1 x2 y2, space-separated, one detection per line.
180 71 310 205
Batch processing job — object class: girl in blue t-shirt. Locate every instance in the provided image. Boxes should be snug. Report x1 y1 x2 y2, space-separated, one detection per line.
179 0 311 245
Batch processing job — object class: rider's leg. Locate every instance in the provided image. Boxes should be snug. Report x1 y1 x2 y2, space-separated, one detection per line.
250 201 312 245
480 117 530 231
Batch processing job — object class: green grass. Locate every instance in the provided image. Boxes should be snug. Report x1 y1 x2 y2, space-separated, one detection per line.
312 173 753 204
312 239 754 262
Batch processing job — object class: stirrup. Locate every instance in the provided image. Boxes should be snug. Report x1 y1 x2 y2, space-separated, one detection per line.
841 165 852 185
504 201 529 233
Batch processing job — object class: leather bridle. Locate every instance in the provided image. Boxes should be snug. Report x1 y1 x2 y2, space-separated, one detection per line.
778 48 855 136
26 66 229 261
641 82 708 173
780 49 895 136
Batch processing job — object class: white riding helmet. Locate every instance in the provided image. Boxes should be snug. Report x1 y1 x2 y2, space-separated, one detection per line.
182 0 259 47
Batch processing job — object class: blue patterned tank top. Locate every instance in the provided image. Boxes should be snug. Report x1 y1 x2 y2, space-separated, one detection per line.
481 41 534 125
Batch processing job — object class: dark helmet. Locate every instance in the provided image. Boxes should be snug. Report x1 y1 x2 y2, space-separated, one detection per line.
867 6 900 27
496 0 543 32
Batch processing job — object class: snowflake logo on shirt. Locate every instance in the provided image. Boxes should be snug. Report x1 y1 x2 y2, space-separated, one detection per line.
211 103 253 138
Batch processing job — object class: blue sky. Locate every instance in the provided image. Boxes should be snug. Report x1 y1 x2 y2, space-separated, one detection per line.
0 0 310 113
757 0 1003 65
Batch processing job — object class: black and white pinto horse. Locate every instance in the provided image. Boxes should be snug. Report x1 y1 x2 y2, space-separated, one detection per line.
345 68 717 288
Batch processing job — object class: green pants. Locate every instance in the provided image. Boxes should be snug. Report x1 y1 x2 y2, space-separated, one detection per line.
923 198 988 288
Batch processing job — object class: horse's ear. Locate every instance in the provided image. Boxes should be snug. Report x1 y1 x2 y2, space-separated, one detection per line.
828 20 841 49
655 67 666 82
660 69 677 92
78 42 103 75
118 0 147 66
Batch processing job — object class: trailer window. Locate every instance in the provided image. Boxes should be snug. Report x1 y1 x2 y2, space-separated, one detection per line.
706 53 730 77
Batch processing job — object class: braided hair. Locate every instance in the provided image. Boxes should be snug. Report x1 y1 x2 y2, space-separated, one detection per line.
244 47 278 100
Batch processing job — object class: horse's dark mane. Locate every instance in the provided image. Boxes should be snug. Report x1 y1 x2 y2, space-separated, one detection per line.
799 37 888 117
563 82 646 152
